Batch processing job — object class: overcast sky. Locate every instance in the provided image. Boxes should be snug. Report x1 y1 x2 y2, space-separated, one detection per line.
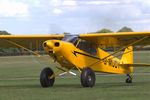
0 0 150 35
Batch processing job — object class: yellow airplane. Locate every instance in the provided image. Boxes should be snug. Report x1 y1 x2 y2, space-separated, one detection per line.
0 32 150 87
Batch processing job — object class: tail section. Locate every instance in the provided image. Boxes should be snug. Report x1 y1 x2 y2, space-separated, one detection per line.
97 46 134 74
97 46 133 64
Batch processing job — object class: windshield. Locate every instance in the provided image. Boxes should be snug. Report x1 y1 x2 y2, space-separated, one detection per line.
62 35 79 44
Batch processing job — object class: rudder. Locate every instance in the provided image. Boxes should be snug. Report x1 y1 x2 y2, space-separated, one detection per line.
120 46 133 73
120 46 133 64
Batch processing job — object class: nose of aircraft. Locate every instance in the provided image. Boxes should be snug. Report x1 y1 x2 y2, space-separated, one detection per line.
43 41 54 49
43 40 61 54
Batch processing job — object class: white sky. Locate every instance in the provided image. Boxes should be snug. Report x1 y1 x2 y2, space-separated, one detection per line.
0 0 150 35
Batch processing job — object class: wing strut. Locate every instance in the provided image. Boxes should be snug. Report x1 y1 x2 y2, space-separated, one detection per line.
3 39 41 57
101 36 149 60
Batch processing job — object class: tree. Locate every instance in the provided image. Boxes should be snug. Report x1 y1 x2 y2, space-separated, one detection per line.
96 28 113 33
117 26 133 32
0 31 11 35
63 32 70 35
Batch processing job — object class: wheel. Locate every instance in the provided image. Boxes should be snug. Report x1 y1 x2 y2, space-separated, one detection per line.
125 74 132 83
40 67 55 88
80 67 96 87
126 77 132 83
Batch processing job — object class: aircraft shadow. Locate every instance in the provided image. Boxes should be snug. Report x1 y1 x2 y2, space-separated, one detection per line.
0 81 149 89
95 81 150 88
0 84 39 89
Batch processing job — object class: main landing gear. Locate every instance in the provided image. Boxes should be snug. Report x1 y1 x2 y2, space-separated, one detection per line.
80 67 96 87
40 67 132 88
126 74 132 83
40 67 55 87
40 67 96 88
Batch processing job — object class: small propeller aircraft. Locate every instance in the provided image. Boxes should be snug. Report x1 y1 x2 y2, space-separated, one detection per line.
0 32 150 87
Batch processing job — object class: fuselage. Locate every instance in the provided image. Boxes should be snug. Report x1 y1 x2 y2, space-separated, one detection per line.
43 36 133 74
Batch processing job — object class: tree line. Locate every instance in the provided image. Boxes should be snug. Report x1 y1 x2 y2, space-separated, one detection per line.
95 26 133 33
0 31 39 56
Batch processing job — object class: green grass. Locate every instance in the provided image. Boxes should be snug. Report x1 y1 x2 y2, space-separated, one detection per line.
0 51 149 100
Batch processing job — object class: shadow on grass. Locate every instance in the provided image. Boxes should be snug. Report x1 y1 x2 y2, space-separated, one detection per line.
96 81 150 88
0 81 149 89
54 81 150 89
0 84 40 89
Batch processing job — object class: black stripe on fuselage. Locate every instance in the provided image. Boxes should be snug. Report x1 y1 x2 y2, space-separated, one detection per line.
72 51 100 60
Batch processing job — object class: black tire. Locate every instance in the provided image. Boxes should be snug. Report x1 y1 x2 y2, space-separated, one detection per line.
80 67 96 87
40 67 55 88
126 78 132 83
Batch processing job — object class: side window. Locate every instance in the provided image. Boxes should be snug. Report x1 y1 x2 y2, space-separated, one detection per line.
77 40 97 56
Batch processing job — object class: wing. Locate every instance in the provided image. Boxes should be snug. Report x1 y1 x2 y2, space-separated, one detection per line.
79 32 150 47
0 35 64 49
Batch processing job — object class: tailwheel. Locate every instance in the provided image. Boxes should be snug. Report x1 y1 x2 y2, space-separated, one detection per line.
80 67 96 87
125 74 132 83
40 67 55 88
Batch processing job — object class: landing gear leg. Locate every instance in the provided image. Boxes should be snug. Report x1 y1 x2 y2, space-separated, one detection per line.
125 74 132 83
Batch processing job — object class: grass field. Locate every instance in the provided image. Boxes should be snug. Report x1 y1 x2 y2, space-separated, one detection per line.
0 51 150 100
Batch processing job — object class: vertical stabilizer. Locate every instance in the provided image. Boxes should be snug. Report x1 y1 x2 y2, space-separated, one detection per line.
121 46 133 64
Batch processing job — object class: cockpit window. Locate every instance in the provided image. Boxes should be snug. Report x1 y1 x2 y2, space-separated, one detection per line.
77 40 97 56
63 35 97 56
62 35 79 45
